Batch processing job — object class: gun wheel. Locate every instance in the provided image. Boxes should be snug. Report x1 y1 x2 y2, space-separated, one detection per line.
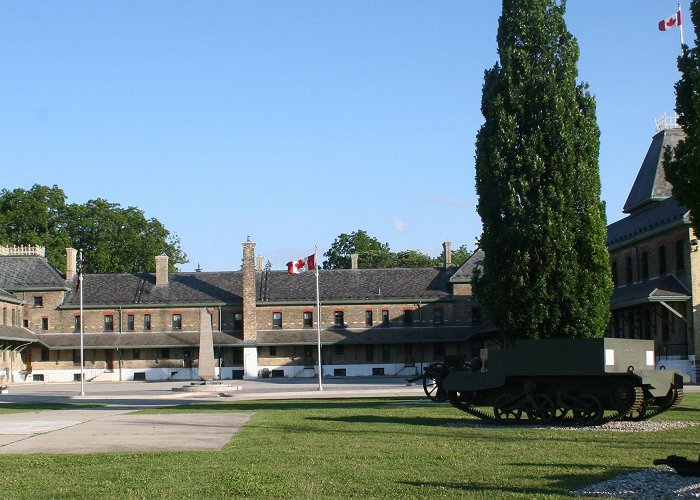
494 394 522 423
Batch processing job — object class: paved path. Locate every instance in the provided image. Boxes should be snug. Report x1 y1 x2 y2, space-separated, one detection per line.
0 378 424 454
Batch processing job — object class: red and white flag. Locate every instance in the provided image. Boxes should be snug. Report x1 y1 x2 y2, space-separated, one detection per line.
287 254 316 274
659 10 682 31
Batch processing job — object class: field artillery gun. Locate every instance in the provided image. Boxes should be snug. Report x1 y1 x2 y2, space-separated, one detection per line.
415 338 685 425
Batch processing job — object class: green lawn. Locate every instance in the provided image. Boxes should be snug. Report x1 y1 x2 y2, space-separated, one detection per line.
0 394 698 499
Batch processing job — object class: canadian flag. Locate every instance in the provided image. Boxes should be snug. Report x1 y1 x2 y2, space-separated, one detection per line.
659 10 682 31
287 254 316 274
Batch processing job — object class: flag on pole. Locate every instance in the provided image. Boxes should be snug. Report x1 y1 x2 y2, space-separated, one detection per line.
287 254 316 274
659 10 682 31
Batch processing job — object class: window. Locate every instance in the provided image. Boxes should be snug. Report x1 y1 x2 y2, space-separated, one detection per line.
22 318 28 328
11 309 15 326
365 310 373 326
72 349 81 365
659 245 667 275
611 261 618 287
33 296 43 307
269 345 277 356
641 251 649 281
334 344 344 356
41 349 50 362
74 315 81 333
104 315 114 332
366 344 374 362
172 314 182 330
41 317 49 331
2 308 5 325
133 348 140 360
127 314 135 331
382 310 390 326
158 348 170 359
676 240 685 271
333 311 344 327
144 314 152 331
382 344 390 362
272 312 282 329
472 307 482 325
403 310 413 327
233 313 243 330
303 311 313 328
433 309 444 326
625 255 633 284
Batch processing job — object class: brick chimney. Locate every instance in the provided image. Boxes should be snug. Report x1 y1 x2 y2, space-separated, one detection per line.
351 253 359 269
155 255 169 286
443 241 452 268
65 247 77 280
242 239 257 342
256 255 264 271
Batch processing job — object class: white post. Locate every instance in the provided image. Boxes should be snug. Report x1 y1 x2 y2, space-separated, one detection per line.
680 2 686 52
79 249 85 396
315 247 322 391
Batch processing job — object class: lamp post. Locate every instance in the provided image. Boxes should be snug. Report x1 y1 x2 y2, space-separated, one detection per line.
78 249 85 396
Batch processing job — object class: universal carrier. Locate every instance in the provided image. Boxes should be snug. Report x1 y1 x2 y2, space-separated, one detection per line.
417 338 685 425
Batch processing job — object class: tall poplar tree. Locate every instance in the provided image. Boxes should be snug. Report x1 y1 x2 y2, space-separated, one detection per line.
665 0 700 236
474 0 612 340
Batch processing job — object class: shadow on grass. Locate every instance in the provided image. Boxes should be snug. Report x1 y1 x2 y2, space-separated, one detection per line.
150 398 417 413
402 465 638 497
0 402 105 412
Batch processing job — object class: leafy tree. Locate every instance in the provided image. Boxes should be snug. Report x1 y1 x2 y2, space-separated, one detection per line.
396 249 435 268
0 185 187 273
0 185 71 266
323 230 397 269
665 0 700 237
473 0 612 340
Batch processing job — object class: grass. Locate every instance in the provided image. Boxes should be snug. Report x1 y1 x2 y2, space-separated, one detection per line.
0 394 698 499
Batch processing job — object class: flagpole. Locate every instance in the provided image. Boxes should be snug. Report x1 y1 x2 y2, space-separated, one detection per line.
314 246 322 391
78 249 85 396
679 2 685 53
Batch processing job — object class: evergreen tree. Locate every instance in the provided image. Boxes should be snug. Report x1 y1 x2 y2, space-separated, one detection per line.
665 0 700 237
474 0 612 340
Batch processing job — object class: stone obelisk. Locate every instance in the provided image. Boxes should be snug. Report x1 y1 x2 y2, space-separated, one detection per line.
198 308 216 381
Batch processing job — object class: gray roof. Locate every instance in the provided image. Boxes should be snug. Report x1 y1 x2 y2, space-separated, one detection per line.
0 288 23 305
607 197 689 249
257 268 452 303
610 274 691 309
38 331 243 349
450 249 484 283
0 325 44 344
62 272 244 307
256 326 484 345
0 256 68 291
623 128 684 214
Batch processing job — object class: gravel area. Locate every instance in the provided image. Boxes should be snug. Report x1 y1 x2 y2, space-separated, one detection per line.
446 419 698 432
570 467 700 498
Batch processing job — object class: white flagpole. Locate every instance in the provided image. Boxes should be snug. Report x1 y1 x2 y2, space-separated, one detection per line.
315 247 322 391
679 2 686 52
79 249 85 396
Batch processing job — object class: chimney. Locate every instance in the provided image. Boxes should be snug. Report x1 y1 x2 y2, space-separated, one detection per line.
351 253 359 269
65 248 77 280
256 255 264 271
443 241 452 268
242 239 258 342
155 255 169 286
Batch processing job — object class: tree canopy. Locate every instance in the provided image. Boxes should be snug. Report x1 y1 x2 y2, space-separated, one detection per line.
665 0 700 237
322 229 470 269
0 184 187 273
473 0 612 340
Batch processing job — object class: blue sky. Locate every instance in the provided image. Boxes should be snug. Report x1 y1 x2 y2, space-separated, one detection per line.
0 1 689 271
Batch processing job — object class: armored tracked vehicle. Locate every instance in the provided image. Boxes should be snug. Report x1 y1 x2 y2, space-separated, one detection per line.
418 338 685 425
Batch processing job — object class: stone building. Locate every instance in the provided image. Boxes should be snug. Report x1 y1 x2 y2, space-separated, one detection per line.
0 241 492 383
606 126 697 382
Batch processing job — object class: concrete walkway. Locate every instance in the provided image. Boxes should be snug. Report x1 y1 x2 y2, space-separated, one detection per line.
0 377 424 454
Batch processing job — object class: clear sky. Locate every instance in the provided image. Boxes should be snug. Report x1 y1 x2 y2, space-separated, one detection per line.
0 1 689 271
